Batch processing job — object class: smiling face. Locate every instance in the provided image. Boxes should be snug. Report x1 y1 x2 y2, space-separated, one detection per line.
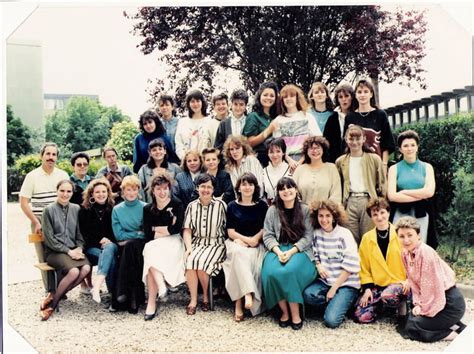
197 180 214 202
397 227 421 252
153 183 170 201
307 143 323 162
231 99 246 118
282 93 297 112
123 185 139 202
41 146 58 169
337 91 352 112
399 138 418 159
190 98 203 115
355 84 373 107
370 208 389 231
73 157 89 179
92 184 108 205
203 153 219 172
239 180 255 199
345 134 366 154
185 154 201 173
159 100 173 119
57 182 73 205
150 145 166 163
268 146 284 166
229 143 244 163
143 118 156 134
260 88 276 109
317 208 334 233
278 184 297 205
213 99 229 118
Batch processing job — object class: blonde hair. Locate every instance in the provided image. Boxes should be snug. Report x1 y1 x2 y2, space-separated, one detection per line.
121 175 141 190
278 84 308 115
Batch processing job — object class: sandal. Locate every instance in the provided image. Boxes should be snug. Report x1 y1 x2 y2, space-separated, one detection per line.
186 305 196 315
201 301 210 312
234 313 245 322
40 292 54 311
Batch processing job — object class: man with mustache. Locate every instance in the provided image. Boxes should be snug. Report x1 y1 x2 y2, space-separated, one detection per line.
19 142 69 292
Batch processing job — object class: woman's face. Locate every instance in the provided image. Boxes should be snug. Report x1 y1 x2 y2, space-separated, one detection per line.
197 180 214 201
239 180 255 199
203 153 219 172
345 134 366 153
399 138 418 159
278 184 297 204
317 208 334 233
92 184 108 205
153 183 170 201
370 208 389 231
268 146 284 165
260 88 276 109
355 85 373 106
143 118 156 134
189 98 203 114
185 154 201 173
123 185 139 202
57 182 73 205
150 145 166 163
282 93 297 111
397 227 421 252
312 87 327 104
307 143 323 162
337 91 352 112
159 100 173 119
229 143 244 163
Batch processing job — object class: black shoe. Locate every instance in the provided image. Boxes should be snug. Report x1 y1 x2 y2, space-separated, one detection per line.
144 309 157 321
291 321 303 330
455 321 466 334
117 294 127 303
128 306 139 314
279 318 291 328
396 322 410 339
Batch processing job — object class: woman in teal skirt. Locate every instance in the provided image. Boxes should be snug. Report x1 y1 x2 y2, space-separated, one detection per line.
261 177 317 330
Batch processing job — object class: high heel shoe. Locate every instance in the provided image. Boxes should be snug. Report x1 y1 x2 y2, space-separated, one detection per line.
91 288 101 304
144 308 157 321
39 307 54 321
40 292 54 311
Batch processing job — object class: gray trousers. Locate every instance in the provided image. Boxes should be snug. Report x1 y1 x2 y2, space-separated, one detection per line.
345 195 374 245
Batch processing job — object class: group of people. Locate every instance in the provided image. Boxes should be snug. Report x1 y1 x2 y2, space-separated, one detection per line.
17 78 466 343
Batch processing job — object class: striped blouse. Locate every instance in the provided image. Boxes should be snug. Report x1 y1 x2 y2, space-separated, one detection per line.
313 225 361 289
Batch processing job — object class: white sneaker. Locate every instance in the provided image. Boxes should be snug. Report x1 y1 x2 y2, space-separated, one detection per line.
91 288 101 303
159 289 168 302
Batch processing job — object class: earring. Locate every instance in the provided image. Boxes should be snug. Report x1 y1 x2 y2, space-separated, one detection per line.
89 197 96 205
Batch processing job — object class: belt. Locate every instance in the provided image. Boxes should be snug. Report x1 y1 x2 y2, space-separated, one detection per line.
349 192 369 197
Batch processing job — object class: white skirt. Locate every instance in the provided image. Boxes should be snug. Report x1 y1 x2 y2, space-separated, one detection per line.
222 239 266 316
142 235 186 291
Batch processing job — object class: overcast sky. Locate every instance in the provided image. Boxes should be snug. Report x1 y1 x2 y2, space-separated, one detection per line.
3 1 473 121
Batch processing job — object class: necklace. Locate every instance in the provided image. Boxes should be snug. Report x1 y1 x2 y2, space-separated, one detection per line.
376 227 389 239
358 111 371 117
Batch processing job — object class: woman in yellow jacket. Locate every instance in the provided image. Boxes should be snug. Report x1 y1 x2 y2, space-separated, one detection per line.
354 197 408 324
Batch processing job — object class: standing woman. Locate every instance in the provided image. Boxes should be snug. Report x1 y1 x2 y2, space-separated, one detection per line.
303 200 360 329
158 94 180 154
242 81 279 167
223 135 264 194
388 130 436 245
307 82 342 162
269 84 321 166
261 177 316 330
335 125 386 244
334 83 356 139
262 138 290 205
79 178 118 304
39 180 91 321
344 78 396 173
396 216 466 342
175 150 202 207
138 138 182 203
175 90 213 161
183 173 227 315
223 173 268 321
133 110 177 173
292 136 341 205
199 147 235 204
142 174 185 321
112 175 147 313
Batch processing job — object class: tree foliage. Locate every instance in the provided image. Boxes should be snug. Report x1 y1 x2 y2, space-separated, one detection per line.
106 120 139 161
45 97 128 155
126 6 427 109
7 104 32 166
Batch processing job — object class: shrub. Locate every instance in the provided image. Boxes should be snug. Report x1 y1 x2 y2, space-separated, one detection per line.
106 120 139 162
14 154 42 176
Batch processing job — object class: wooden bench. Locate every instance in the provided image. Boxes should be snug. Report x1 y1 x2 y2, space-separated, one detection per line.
28 233 58 293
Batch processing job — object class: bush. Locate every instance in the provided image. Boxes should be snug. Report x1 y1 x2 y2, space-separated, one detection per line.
106 120 139 162
14 154 42 176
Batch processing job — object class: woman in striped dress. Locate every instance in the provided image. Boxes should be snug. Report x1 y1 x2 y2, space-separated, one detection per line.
183 173 227 315
303 199 361 328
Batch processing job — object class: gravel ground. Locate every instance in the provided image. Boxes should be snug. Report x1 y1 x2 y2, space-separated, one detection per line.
8 280 469 353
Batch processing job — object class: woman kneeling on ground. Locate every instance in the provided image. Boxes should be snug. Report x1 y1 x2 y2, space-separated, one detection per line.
39 179 91 321
303 199 360 329
354 197 408 324
142 173 185 321
395 216 467 342
261 177 316 330
222 172 268 321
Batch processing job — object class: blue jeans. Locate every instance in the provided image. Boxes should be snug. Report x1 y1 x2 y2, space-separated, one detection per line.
86 243 118 292
303 279 359 328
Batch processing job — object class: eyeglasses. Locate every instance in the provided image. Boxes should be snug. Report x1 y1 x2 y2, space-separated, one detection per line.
308 145 322 150
75 163 89 167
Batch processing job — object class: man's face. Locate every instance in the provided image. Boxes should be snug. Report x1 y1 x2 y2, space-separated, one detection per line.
41 146 58 168
213 99 229 118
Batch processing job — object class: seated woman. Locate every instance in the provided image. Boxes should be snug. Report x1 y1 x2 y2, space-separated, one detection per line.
112 175 147 314
395 216 466 342
183 173 227 315
39 179 91 321
79 178 118 304
175 150 202 207
222 173 268 321
142 174 185 321
138 138 181 203
354 197 408 324
303 200 360 329
262 177 316 330
223 135 264 194
262 138 290 205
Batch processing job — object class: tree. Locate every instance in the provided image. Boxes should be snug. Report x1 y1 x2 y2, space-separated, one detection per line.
106 120 139 161
45 97 129 154
7 104 32 166
126 6 426 108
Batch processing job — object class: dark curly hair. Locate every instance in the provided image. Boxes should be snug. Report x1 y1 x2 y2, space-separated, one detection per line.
139 110 166 135
186 90 208 118
302 136 330 164
310 199 347 229
251 81 279 118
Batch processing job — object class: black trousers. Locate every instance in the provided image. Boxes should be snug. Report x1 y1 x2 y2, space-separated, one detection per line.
116 239 145 309
405 286 465 342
